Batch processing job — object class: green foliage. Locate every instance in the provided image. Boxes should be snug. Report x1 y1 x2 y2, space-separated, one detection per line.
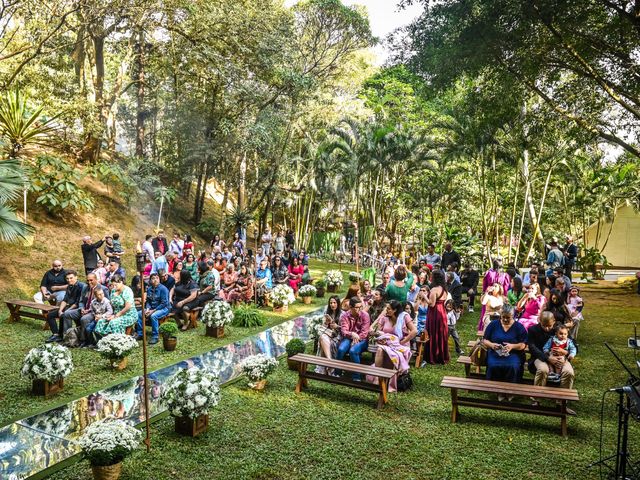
0 90 59 158
159 321 179 338
314 279 326 288
29 155 94 216
0 159 33 241
577 246 611 280
88 158 159 206
285 338 306 357
196 220 219 238
232 304 267 328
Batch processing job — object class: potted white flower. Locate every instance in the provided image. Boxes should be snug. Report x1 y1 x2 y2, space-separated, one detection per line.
324 270 344 292
21 344 74 397
201 300 234 338
298 284 317 304
240 354 278 391
162 367 221 437
97 334 138 370
348 271 361 285
78 419 141 480
271 284 296 312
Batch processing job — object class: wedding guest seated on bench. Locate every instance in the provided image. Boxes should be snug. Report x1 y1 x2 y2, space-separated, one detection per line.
45 270 85 343
65 273 110 347
135 273 171 345
482 305 527 400
336 297 370 381
94 274 136 338
316 295 342 373
34 260 68 305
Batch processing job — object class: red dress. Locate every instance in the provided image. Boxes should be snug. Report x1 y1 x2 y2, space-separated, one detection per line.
425 290 450 365
288 264 304 292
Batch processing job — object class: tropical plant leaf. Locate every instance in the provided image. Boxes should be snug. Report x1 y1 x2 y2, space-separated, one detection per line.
0 205 34 242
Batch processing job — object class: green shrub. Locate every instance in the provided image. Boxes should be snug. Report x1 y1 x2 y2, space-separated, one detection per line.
232 304 266 328
285 338 306 357
30 154 94 215
315 279 327 288
159 321 179 338
196 220 218 238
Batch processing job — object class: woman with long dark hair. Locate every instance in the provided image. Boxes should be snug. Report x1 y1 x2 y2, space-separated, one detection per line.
316 295 342 373
424 269 449 365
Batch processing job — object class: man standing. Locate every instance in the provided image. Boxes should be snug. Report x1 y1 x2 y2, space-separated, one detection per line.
336 297 370 380
421 243 441 266
136 273 171 345
528 312 575 404
255 247 266 269
446 272 463 309
261 227 273 256
151 231 169 255
142 234 155 262
81 235 105 276
34 260 68 304
563 235 578 281
441 242 461 272
45 270 85 342
460 263 479 312
546 240 565 275
169 233 184 258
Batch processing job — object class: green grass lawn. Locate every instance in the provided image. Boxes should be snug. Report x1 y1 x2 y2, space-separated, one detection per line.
40 281 640 480
0 259 350 427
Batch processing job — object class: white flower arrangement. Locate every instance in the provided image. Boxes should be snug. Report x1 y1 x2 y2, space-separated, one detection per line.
78 419 141 467
162 367 221 419
271 284 296 308
324 270 344 287
201 300 234 328
240 354 278 384
21 344 74 383
97 334 138 364
307 314 325 340
298 284 317 298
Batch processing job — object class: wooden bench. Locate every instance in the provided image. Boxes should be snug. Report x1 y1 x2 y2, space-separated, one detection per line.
290 353 396 409
440 375 579 437
5 300 58 330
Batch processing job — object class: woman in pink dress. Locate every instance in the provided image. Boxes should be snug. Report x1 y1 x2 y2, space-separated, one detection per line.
368 300 417 391
517 283 546 331
425 270 450 365
288 256 304 293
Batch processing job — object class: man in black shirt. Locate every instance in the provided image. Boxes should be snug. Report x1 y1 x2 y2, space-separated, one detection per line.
460 263 479 312
35 260 68 305
563 235 578 281
528 311 575 391
158 269 176 302
441 242 461 272
81 235 105 276
375 272 391 300
45 270 86 342
446 272 463 308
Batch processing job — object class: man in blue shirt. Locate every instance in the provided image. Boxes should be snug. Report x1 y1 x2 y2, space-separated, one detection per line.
136 273 171 344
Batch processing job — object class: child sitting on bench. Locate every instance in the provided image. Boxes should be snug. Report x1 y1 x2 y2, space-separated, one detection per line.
543 324 576 382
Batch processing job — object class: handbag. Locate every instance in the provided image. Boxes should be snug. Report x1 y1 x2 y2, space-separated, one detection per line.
468 339 487 366
397 371 413 392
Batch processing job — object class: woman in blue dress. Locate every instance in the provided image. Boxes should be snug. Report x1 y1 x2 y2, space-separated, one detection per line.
482 305 527 390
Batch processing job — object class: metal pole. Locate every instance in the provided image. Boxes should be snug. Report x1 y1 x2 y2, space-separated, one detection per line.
137 256 151 452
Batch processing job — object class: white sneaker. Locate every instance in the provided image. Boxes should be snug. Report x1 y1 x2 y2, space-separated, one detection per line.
314 366 326 375
468 307 474 313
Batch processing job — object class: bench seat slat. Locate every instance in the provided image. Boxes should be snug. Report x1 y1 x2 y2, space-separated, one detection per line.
290 354 396 379
6 300 58 312
456 397 577 417
440 376 579 401
303 371 385 393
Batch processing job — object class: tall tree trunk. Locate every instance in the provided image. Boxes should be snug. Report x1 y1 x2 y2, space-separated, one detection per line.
135 28 146 158
521 149 545 248
508 159 520 264
220 180 229 235
193 162 204 222
524 165 554 261
81 34 107 163
238 152 247 211
195 164 209 225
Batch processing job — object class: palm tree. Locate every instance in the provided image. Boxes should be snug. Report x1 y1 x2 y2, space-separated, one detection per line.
0 159 34 241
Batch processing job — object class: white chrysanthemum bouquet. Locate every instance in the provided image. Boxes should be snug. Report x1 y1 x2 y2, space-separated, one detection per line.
324 270 344 287
97 333 138 365
21 344 74 383
201 300 234 328
298 284 317 298
271 284 296 308
78 419 141 467
162 367 221 419
240 354 278 387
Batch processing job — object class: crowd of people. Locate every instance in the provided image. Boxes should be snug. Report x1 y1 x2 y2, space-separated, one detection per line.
35 229 311 346
314 235 583 397
32 228 583 400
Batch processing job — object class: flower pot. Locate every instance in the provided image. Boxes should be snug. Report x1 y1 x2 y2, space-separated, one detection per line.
91 462 122 480
32 378 64 397
327 284 337 293
249 379 267 391
302 296 312 304
174 414 209 437
163 336 177 351
111 357 128 371
273 304 288 313
206 325 225 338
287 358 300 371
316 287 325 298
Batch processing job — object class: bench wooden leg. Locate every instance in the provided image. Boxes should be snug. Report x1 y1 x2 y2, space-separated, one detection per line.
414 342 423 368
6 303 20 323
560 400 568 437
451 388 459 423
295 362 307 393
189 311 199 329
377 378 389 409
463 363 470 378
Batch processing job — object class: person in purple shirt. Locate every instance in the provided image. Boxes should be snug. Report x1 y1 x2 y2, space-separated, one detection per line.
336 296 371 380
478 259 511 330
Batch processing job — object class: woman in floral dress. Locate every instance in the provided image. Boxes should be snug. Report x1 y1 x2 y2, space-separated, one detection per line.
227 264 254 304
95 274 137 336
